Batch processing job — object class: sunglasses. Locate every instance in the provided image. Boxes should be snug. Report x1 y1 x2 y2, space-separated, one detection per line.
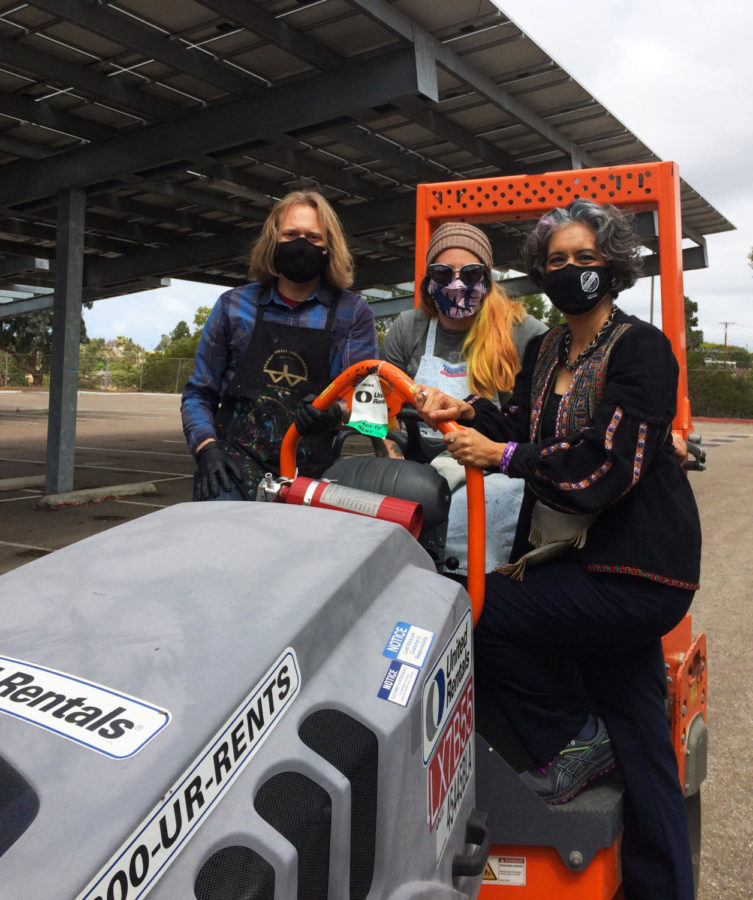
427 263 486 287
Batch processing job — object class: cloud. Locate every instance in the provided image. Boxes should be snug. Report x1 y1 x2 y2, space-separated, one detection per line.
497 0 753 347
84 281 223 350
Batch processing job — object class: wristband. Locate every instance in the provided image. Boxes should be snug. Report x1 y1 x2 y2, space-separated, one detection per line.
499 441 518 474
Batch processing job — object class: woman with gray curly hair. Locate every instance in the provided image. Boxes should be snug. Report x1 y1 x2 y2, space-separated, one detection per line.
413 199 701 899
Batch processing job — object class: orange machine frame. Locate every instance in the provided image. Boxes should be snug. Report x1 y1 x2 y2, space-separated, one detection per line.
414 161 693 438
414 163 703 899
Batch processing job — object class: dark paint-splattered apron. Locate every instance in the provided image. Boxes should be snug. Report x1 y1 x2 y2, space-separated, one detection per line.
214 293 340 498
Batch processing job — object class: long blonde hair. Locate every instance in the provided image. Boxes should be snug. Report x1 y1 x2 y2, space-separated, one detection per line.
249 191 354 290
419 279 526 399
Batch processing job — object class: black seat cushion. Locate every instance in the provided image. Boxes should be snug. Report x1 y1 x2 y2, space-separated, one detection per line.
322 457 451 533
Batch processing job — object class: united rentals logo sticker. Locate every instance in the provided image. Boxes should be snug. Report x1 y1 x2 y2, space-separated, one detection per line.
422 608 472 764
263 349 308 388
78 647 301 900
0 655 170 759
580 270 601 297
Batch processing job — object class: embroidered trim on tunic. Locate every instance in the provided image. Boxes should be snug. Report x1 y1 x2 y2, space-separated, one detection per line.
529 322 632 440
586 563 699 591
604 408 623 450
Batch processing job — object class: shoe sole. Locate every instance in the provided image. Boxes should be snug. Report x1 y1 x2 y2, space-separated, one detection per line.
544 761 617 805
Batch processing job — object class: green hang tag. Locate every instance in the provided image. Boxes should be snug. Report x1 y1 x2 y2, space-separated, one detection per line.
349 373 388 438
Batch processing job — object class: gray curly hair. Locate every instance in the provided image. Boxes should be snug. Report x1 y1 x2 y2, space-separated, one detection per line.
521 199 644 297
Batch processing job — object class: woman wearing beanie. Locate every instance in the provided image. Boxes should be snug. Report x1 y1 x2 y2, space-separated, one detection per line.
381 221 546 574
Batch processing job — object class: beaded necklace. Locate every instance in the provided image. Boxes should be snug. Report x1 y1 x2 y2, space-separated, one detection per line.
560 305 618 372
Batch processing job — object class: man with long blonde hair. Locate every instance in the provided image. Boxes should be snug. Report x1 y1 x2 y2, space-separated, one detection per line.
182 191 377 499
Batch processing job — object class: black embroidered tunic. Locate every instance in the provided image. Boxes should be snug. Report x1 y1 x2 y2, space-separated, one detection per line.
470 309 701 590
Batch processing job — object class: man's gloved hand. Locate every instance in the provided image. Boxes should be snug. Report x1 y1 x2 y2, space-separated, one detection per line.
196 441 244 499
294 396 343 435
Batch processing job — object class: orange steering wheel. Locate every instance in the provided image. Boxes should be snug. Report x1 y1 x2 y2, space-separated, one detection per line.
280 360 486 626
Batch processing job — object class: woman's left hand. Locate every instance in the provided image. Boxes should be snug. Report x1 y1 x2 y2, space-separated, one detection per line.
445 428 505 469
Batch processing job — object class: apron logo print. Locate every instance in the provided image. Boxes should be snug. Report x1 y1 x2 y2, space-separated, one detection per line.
263 349 309 388
264 364 306 387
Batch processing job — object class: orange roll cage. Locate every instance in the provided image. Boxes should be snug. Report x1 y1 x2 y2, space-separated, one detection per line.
414 160 693 438
279 359 487 625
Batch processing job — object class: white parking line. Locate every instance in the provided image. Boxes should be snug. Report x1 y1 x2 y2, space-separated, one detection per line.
0 539 51 552
75 445 188 459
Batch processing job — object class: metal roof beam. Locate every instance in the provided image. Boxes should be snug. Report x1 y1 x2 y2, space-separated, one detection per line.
198 2 519 179
338 193 416 234
82 193 418 286
0 47 432 206
136 180 268 222
0 211 141 255
0 35 180 121
196 0 342 72
84 229 254 286
395 97 521 173
248 141 388 199
354 258 414 288
345 0 597 166
0 132 54 160
0 278 170 317
0 255 51 277
0 293 56 317
92 193 235 235
0 90 112 142
30 0 252 96
326 121 451 180
501 245 710 297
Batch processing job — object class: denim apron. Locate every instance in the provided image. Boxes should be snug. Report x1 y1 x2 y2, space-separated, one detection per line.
417 318 524 574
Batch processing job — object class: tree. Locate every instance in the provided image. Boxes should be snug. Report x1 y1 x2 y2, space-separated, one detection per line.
0 311 87 385
684 296 704 350
193 306 211 331
171 320 190 342
519 293 547 321
518 292 563 328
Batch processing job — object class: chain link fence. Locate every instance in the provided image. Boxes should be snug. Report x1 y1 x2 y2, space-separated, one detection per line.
0 352 195 394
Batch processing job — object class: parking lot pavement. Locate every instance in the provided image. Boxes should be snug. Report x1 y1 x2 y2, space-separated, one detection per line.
0 390 193 574
1 391 752 898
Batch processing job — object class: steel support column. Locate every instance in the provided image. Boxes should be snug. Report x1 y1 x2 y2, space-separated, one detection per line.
45 188 85 494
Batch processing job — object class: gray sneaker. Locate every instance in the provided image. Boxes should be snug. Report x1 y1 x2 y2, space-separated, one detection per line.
519 717 616 804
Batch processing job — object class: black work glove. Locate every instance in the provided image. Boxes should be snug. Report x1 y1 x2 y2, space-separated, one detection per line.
196 441 245 500
294 396 343 435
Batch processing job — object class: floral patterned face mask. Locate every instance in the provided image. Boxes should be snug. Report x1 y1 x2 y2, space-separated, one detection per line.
428 278 487 319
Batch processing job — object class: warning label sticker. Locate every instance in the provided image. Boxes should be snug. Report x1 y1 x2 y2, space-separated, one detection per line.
484 855 527 886
377 660 419 707
77 647 300 900
0 654 169 759
318 483 382 516
383 621 435 669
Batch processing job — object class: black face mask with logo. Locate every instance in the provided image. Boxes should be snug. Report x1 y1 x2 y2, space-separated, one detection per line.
274 237 328 284
542 264 613 315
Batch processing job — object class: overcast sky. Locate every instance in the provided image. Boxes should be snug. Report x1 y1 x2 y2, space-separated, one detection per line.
495 0 752 350
84 0 752 352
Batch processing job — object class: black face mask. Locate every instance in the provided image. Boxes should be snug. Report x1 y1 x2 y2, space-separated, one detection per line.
542 264 613 315
274 238 327 283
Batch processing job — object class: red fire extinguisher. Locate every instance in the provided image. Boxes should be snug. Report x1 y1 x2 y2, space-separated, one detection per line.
278 476 422 538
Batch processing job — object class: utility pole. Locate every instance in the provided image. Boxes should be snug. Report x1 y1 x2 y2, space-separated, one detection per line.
719 321 736 362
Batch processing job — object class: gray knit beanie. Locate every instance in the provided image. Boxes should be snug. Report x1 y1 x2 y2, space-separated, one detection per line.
426 222 494 273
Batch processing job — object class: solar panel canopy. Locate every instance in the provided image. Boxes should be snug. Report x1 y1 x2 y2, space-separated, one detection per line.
0 0 733 315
